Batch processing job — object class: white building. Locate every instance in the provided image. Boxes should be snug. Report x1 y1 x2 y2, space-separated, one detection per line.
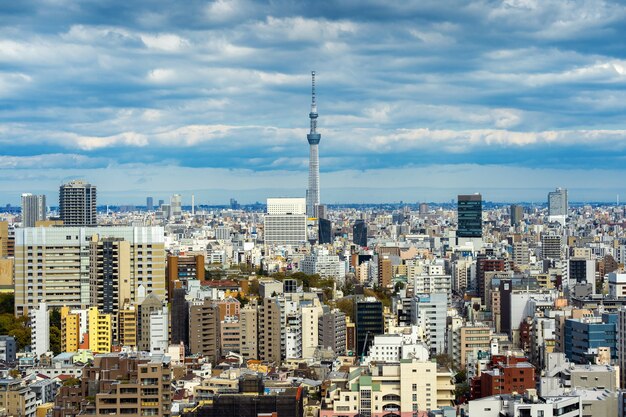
31 302 50 357
301 248 346 280
608 272 626 298
149 307 169 354
411 293 447 355
264 198 307 246
363 333 430 365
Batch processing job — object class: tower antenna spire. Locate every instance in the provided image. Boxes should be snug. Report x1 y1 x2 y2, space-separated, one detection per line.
306 70 321 218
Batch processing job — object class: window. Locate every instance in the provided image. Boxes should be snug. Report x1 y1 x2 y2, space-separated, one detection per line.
412 384 417 391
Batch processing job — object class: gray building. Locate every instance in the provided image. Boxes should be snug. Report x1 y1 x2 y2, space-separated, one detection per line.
21 194 46 227
59 180 97 226
0 336 16 363
319 308 346 355
548 187 568 223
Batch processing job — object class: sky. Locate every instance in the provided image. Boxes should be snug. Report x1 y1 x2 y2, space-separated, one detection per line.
2 0 626 205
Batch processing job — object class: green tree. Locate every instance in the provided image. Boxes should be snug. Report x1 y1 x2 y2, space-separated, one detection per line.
0 293 14 315
50 326 61 355
50 308 61 329
335 298 355 322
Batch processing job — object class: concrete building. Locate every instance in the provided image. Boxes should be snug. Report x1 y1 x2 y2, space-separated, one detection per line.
189 299 220 363
14 226 166 316
170 194 182 219
301 248 345 280
542 234 563 261
510 204 523 226
239 305 258 360
61 306 83 352
138 293 164 352
259 297 282 363
59 180 97 226
264 198 307 246
0 379 37 417
117 305 137 348
21 194 46 227
450 324 492 369
87 307 112 354
548 187 568 224
166 254 205 297
320 360 455 416
52 354 172 417
0 336 16 363
469 393 582 417
564 314 617 364
353 219 368 247
457 194 482 245
149 307 168 354
609 272 626 298
411 293 447 355
31 302 49 357
319 308 346 355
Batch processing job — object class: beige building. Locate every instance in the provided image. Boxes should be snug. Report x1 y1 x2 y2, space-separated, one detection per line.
321 360 455 416
455 324 493 368
14 226 166 316
0 379 36 417
239 305 258 360
118 305 137 348
0 258 13 291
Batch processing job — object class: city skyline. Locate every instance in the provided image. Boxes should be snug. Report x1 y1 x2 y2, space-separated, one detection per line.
3 1 626 202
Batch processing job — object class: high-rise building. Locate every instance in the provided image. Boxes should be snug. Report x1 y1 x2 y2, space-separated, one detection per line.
239 305 258 360
510 204 523 226
87 307 112 354
170 288 189 348
411 293 447 355
89 237 131 319
355 298 384 357
264 198 307 246
137 293 164 352
59 180 97 226
60 306 82 353
14 226 166 316
353 219 367 247
189 299 220 364
21 194 46 227
457 194 482 239
170 194 182 219
319 308 346 355
541 234 562 260
548 187 568 224
318 218 332 244
419 202 429 216
166 254 205 299
258 297 282 363
31 302 49 356
146 197 154 211
306 71 321 218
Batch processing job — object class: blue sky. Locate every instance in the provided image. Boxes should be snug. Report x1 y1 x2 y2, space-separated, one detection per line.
2 0 626 204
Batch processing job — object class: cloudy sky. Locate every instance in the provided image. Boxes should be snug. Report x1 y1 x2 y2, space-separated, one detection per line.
2 0 626 205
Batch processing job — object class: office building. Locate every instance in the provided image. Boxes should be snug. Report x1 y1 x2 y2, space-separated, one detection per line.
117 306 137 348
564 314 617 364
510 204 523 226
264 198 307 246
541 234 562 260
149 306 169 354
378 255 393 288
355 298 384 357
171 194 182 219
548 187 568 224
512 241 530 268
170 288 189 348
14 226 166 316
353 219 367 247
59 180 97 226
21 194 46 227
305 71 321 218
318 218 332 244
457 194 482 239
166 254 205 298
146 197 153 211
470 355 536 399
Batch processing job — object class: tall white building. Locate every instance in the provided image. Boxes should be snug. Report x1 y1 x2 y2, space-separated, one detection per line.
149 307 169 354
264 198 307 246
21 194 46 227
31 302 49 356
411 293 447 355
